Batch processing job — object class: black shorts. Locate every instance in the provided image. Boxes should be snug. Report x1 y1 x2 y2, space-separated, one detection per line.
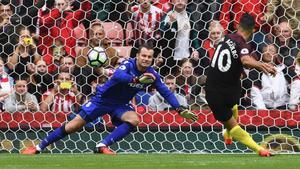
205 88 241 122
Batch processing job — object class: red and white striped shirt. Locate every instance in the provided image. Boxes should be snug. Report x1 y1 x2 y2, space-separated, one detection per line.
131 5 162 43
42 90 76 113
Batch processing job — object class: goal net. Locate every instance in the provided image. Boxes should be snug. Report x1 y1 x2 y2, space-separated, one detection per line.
0 0 299 154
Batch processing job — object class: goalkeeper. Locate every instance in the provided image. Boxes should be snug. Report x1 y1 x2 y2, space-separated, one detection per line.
21 43 198 155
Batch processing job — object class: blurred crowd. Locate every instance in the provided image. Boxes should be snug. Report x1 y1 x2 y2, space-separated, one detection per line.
0 0 299 114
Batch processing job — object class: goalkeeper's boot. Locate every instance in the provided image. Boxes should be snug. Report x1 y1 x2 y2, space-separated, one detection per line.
94 146 116 155
21 146 39 155
258 149 274 157
222 129 233 145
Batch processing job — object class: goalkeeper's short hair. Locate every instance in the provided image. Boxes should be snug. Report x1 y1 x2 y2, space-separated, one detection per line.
137 43 154 54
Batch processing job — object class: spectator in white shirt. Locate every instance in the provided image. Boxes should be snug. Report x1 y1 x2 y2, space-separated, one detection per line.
159 0 201 76
250 44 300 110
148 75 187 111
4 78 39 113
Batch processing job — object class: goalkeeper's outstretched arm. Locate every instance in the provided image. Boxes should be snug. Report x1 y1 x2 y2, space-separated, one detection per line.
112 61 136 84
152 71 198 121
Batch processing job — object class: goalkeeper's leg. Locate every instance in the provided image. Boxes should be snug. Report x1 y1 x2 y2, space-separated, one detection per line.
21 115 86 154
94 111 138 155
224 117 272 157
222 104 238 145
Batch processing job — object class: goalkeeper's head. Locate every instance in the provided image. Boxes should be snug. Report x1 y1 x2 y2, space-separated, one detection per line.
136 43 154 72
237 13 255 41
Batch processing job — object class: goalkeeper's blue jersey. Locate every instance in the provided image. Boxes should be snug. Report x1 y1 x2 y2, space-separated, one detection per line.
91 58 180 109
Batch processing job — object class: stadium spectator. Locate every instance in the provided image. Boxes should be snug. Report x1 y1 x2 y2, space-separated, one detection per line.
250 44 300 110
188 0 222 42
38 0 91 58
27 60 53 103
273 20 299 68
10 0 46 32
219 0 268 34
0 2 12 27
7 26 40 80
149 75 187 111
40 71 82 113
219 0 271 52
296 52 300 75
175 59 207 109
43 38 68 73
77 20 119 68
76 20 119 81
129 0 163 58
0 58 13 111
152 0 172 14
134 86 156 109
73 23 88 57
0 91 9 109
58 56 94 99
202 20 225 60
0 58 13 86
0 2 20 63
159 0 201 76
3 78 39 113
90 0 130 28
262 0 300 39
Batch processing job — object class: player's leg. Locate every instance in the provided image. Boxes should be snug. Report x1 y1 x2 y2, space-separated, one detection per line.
206 90 272 157
223 104 238 145
206 90 236 145
38 115 86 150
223 117 272 156
221 107 272 156
102 111 139 145
21 100 106 154
21 115 86 154
95 106 139 154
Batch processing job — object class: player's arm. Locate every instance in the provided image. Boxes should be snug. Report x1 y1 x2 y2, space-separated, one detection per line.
112 61 158 84
112 61 136 84
241 55 276 76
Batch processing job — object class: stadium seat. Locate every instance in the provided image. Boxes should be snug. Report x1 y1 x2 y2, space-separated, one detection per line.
114 46 132 59
102 22 124 46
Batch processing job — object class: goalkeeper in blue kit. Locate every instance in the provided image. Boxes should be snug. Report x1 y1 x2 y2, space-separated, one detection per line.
21 43 198 155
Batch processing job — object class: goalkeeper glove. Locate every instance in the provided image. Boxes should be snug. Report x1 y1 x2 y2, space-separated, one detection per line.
133 73 156 84
176 106 198 122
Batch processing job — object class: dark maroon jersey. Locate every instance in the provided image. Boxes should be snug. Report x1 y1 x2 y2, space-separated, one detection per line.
206 33 253 90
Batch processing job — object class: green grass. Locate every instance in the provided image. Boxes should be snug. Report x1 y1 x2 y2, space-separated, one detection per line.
0 154 299 169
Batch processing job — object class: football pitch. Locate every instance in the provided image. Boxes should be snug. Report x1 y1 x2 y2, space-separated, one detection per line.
1 154 300 169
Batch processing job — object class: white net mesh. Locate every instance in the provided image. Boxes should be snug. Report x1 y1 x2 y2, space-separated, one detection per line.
0 0 299 154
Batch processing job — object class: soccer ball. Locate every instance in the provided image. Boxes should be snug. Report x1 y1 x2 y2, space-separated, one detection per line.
87 47 108 67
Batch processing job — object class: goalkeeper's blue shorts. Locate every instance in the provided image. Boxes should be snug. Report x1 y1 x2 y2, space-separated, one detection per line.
78 100 134 125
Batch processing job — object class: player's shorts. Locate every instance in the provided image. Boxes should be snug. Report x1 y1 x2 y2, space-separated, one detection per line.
205 88 240 122
78 100 135 125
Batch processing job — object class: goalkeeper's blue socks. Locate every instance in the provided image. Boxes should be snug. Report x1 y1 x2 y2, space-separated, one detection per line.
38 125 68 151
101 122 135 146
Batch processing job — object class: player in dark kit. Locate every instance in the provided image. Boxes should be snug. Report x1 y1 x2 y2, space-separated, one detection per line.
205 13 276 157
21 43 198 155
